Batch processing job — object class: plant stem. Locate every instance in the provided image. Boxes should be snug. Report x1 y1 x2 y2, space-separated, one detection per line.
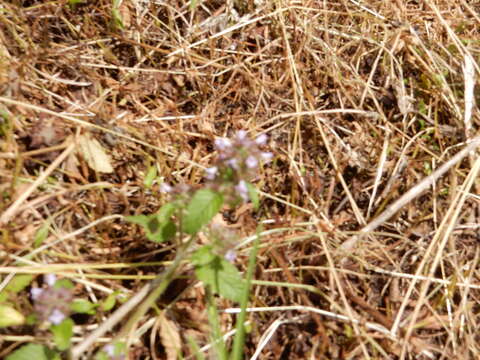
115 238 194 340
206 285 228 360
230 226 261 360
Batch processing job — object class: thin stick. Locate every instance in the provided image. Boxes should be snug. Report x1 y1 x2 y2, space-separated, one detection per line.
69 280 152 359
398 155 480 358
340 136 480 251
0 142 75 225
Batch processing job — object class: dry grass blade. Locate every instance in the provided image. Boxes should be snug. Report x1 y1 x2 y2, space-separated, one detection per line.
2 1 480 358
341 136 480 252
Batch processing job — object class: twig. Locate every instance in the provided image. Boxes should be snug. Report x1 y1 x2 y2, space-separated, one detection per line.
340 136 480 251
0 141 75 225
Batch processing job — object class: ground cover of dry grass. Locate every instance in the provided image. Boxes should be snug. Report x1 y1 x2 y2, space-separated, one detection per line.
1 0 480 359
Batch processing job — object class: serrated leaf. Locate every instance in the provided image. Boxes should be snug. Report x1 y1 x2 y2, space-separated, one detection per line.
126 203 177 243
77 134 113 173
194 254 245 302
5 343 60 360
51 318 74 351
191 246 216 267
183 190 223 235
0 305 25 327
71 299 97 314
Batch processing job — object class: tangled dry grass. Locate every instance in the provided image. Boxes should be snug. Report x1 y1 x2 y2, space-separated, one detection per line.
1 0 480 359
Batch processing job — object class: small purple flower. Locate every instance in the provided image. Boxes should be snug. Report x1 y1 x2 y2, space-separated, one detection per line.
30 287 43 301
235 130 247 141
159 183 172 193
45 273 57 287
48 308 66 325
214 138 232 151
104 344 115 357
32 277 73 325
260 152 273 162
205 166 218 180
255 133 268 145
245 155 258 169
235 180 249 202
225 250 237 263
103 343 126 360
226 158 238 169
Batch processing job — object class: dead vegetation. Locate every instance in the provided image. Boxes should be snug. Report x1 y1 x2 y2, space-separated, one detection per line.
1 0 480 358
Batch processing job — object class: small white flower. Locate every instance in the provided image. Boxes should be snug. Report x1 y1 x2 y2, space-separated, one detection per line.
245 155 258 169
30 287 43 300
235 180 249 202
205 166 218 180
48 308 66 325
227 158 238 169
104 344 115 357
214 138 232 151
260 152 273 162
159 183 172 193
225 250 237 263
236 130 247 141
44 274 57 287
255 133 268 145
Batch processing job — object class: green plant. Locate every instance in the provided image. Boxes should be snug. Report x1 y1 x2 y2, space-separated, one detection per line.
6 274 99 359
6 131 271 359
123 131 271 359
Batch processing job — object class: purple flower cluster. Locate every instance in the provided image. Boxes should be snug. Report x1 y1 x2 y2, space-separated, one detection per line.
30 274 73 325
206 131 272 203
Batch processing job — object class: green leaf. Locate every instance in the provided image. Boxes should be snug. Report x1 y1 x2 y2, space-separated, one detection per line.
194 251 245 302
126 214 149 227
143 165 157 189
191 246 216 267
100 292 118 311
51 318 74 351
0 305 24 327
126 203 177 243
245 182 259 210
71 299 97 315
6 343 60 360
183 189 223 235
53 278 74 290
94 352 109 360
189 0 198 11
0 274 33 302
112 0 125 30
68 0 84 7
34 221 50 248
26 314 37 325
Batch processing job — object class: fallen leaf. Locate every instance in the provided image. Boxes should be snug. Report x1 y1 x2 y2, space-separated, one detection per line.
77 134 114 173
158 312 181 360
